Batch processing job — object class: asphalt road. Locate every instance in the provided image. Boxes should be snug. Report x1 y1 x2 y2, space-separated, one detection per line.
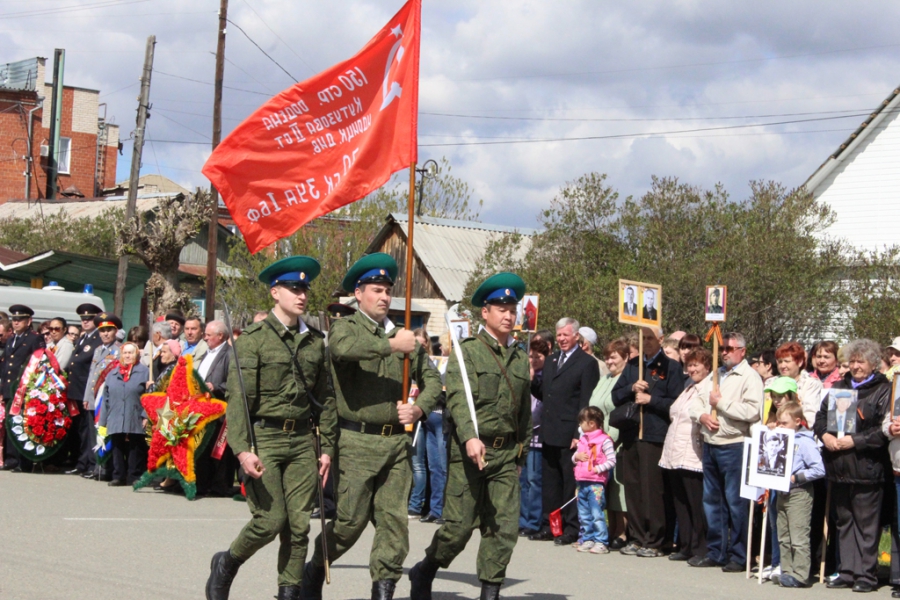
0 470 890 599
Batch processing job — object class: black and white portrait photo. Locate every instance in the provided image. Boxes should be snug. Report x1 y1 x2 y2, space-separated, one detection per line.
641 287 659 322
622 285 638 317
705 285 727 322
747 424 795 493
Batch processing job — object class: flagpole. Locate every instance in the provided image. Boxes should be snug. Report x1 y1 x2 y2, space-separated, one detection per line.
402 162 416 402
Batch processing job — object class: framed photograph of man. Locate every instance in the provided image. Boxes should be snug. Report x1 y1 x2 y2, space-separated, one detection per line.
514 294 540 332
893 377 900 418
740 437 764 501
618 279 662 327
827 389 858 439
450 319 470 341
705 285 727 322
747 424 795 493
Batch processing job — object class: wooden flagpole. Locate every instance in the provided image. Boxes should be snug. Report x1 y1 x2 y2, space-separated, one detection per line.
638 329 644 439
402 162 416 402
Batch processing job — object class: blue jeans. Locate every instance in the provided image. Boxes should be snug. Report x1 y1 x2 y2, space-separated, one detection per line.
577 481 609 545
703 442 747 565
519 447 542 530
409 427 427 513
423 410 447 517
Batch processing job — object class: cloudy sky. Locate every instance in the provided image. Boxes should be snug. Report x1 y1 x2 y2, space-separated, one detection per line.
4 0 899 228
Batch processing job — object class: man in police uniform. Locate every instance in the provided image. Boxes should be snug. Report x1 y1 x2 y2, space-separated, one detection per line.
302 253 442 600
82 312 122 481
206 256 337 600
1 304 45 471
64 303 103 475
408 273 532 600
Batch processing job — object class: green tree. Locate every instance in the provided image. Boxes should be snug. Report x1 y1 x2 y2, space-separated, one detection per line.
844 246 900 343
0 209 123 258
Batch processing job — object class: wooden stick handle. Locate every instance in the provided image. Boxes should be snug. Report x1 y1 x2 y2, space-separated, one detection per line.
711 334 719 420
819 482 832 584
638 329 644 440
746 499 754 578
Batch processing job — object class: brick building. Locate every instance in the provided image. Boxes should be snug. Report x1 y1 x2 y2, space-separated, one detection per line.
0 56 118 202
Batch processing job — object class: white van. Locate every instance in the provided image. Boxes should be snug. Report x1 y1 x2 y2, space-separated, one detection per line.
0 284 106 324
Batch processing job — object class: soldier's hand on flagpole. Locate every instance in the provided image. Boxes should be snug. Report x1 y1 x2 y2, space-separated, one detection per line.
397 400 423 425
238 451 266 479
319 453 332 485
466 438 486 470
389 329 417 354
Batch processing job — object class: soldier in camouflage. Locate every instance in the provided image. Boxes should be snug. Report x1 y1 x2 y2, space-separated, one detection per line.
302 252 441 600
409 272 532 600
205 255 337 600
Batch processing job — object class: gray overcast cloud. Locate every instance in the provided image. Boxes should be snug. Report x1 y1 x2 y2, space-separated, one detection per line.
3 0 899 228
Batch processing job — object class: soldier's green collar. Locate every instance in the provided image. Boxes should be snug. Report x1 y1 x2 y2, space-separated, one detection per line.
266 310 308 338
479 327 516 349
355 309 396 335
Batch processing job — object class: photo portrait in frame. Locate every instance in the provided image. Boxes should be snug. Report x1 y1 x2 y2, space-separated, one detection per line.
515 293 540 332
747 424 795 493
450 319 470 341
705 285 727 322
618 279 662 328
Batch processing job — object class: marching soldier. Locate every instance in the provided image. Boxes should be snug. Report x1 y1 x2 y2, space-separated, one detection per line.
1 304 45 472
64 303 103 476
206 256 336 600
409 273 532 600
302 253 442 600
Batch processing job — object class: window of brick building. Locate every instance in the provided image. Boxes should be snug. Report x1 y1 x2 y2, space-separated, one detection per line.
58 137 71 174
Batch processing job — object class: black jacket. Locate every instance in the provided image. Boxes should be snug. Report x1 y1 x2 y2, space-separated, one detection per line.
67 329 100 401
612 351 685 444
1 329 45 399
814 372 890 485
531 346 600 447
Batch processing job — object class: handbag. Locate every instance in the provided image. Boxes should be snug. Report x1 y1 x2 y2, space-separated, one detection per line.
608 401 640 430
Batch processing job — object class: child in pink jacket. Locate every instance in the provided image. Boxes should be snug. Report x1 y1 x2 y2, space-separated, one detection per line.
573 406 617 554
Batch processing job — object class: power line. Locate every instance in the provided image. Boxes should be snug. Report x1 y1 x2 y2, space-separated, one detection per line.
420 108 875 124
155 70 271 96
0 0 151 19
226 18 298 83
238 0 316 76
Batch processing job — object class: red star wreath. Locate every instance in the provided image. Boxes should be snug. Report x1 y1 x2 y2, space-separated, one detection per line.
133 354 226 500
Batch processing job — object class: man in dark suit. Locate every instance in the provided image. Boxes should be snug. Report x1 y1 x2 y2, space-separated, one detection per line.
1 304 46 472
623 287 638 317
642 289 658 321
529 317 600 545
195 320 236 496
64 303 103 475
612 326 684 557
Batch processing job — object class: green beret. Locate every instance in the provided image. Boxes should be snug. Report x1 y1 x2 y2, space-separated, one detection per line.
341 252 398 292
471 272 526 307
258 255 321 287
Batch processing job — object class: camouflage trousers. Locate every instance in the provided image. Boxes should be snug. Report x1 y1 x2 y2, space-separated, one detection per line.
310 429 412 581
424 440 521 583
229 426 318 586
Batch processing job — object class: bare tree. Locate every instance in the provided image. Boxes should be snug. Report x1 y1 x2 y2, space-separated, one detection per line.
117 189 213 317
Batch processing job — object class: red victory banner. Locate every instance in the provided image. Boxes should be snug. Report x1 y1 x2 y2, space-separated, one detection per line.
203 0 421 253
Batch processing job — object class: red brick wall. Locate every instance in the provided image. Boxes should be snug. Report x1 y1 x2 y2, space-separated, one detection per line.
0 92 38 201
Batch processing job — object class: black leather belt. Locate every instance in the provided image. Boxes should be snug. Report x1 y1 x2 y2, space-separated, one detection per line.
479 433 516 449
252 417 310 433
339 417 404 437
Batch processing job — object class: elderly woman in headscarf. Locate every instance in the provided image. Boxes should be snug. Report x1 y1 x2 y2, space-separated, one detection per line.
150 339 182 392
814 339 891 593
99 342 149 486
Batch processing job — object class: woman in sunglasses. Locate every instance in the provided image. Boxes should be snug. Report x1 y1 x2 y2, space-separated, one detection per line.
45 317 74 370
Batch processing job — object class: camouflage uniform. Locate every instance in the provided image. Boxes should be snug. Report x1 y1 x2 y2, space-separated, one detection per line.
307 310 441 582
225 311 337 587
423 330 532 583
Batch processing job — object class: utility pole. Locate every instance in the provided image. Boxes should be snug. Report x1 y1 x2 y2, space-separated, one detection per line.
114 35 155 317
205 0 228 322
45 49 65 200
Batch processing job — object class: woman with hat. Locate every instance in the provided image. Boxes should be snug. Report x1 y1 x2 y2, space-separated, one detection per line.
99 342 149 486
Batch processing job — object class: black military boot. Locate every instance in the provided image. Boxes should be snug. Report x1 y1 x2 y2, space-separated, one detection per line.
205 550 243 600
371 579 396 600
299 561 326 600
409 557 440 600
276 585 302 600
480 581 501 600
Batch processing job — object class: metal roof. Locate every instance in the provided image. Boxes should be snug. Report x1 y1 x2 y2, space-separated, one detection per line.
0 57 40 91
385 213 536 302
0 250 151 292
0 195 173 220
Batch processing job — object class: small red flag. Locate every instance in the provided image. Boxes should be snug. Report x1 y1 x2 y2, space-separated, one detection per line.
203 0 420 253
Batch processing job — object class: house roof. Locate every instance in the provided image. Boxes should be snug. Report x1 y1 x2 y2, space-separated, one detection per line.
0 246 28 265
0 250 151 292
112 174 192 197
804 85 900 192
0 194 175 220
371 213 537 303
